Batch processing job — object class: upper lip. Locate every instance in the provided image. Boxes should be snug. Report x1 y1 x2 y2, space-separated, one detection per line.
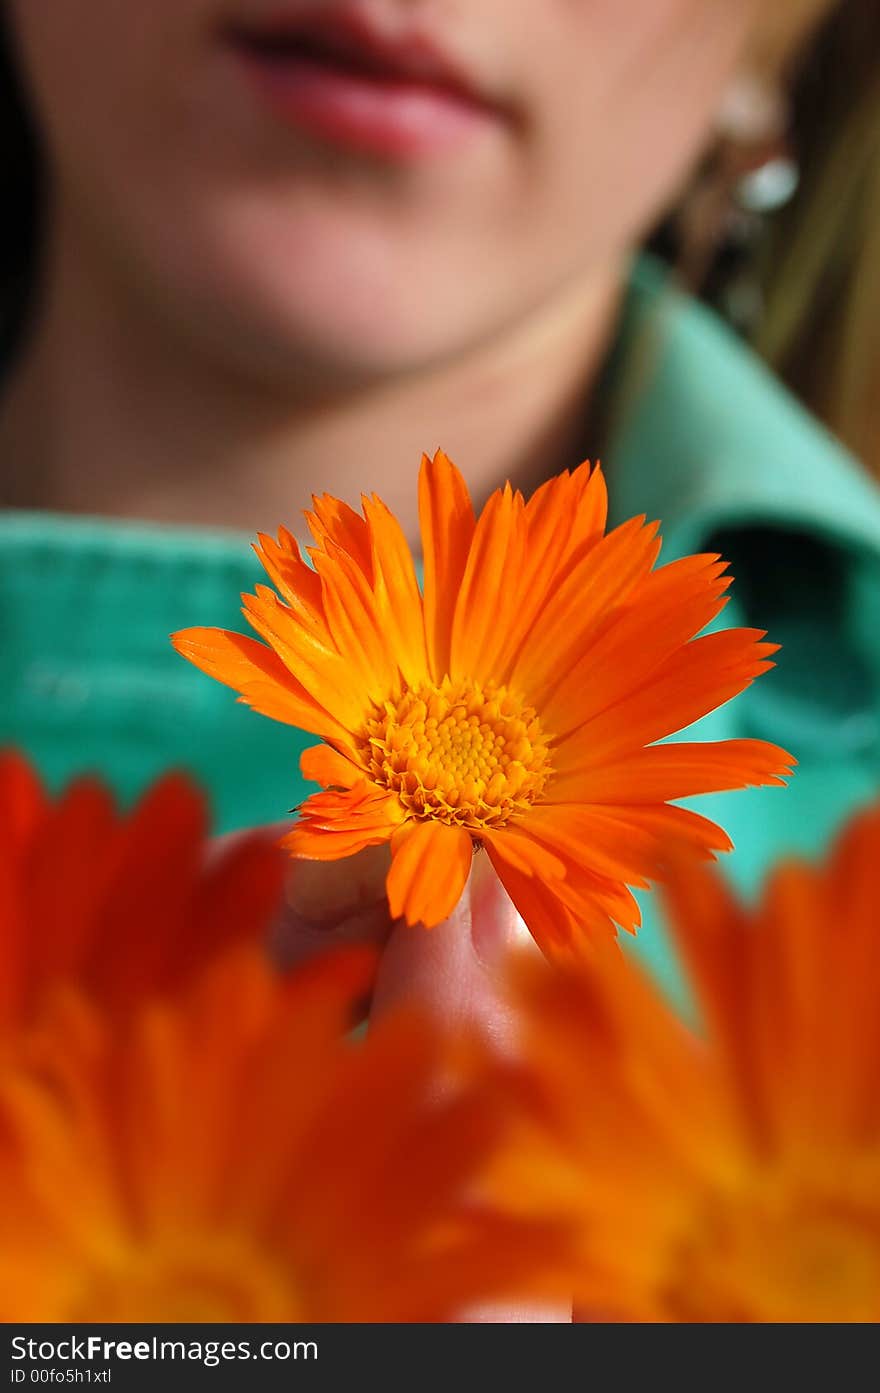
222 4 495 110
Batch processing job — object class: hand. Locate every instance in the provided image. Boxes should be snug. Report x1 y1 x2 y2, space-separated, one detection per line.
277 841 572 1324
280 843 525 1043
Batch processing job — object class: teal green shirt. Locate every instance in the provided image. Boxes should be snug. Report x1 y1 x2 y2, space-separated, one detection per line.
3 260 880 991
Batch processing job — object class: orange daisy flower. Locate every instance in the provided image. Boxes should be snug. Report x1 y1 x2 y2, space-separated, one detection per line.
0 750 284 1036
0 945 568 1321
173 451 793 953
501 802 880 1322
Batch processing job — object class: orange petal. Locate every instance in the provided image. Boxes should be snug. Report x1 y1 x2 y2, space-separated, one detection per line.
519 802 731 891
554 628 779 757
253 527 324 617
299 744 364 790
510 463 609 650
449 483 527 684
282 784 403 861
484 824 642 942
524 461 608 579
171 627 351 744
660 858 750 1057
306 494 374 578
540 552 733 733
311 541 397 703
510 515 661 705
0 749 49 852
484 834 615 955
418 450 476 681
386 819 473 927
28 778 121 986
362 493 429 688
241 588 368 735
548 738 795 804
809 807 880 1133
479 823 567 881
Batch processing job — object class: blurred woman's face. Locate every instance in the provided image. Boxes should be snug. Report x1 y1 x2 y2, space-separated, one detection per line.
10 1 756 383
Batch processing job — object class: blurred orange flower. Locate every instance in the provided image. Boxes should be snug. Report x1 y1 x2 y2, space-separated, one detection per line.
503 803 880 1322
0 945 567 1322
0 751 284 1036
173 450 793 952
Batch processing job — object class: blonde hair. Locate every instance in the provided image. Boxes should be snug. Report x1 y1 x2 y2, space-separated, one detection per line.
754 1 880 473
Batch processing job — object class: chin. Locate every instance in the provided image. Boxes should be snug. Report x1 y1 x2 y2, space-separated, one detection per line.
209 279 461 387
132 170 530 387
164 227 490 388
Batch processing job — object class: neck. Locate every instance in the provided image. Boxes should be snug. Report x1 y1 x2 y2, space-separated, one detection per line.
0 218 624 542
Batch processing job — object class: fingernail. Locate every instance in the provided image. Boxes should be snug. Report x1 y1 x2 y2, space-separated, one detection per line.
273 898 394 968
284 844 390 924
273 846 394 966
468 849 531 969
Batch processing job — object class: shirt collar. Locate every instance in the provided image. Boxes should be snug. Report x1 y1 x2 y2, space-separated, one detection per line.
605 256 880 759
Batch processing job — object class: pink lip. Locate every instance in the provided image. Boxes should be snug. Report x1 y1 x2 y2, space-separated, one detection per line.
222 7 501 157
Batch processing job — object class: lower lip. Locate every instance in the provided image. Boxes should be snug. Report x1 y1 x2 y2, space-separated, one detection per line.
230 47 494 157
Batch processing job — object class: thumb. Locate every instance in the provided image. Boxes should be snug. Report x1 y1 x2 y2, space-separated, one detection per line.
370 849 571 1324
274 841 395 966
369 848 532 1048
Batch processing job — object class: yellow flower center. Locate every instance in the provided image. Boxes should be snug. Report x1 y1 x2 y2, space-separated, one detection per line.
661 1183 880 1323
360 677 553 830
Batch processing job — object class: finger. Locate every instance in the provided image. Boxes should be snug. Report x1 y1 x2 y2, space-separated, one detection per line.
370 851 571 1323
464 1298 573 1323
274 841 395 967
248 831 570 1322
370 848 536 1048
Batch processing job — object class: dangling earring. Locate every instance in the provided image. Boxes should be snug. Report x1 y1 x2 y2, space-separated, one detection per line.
663 71 799 335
